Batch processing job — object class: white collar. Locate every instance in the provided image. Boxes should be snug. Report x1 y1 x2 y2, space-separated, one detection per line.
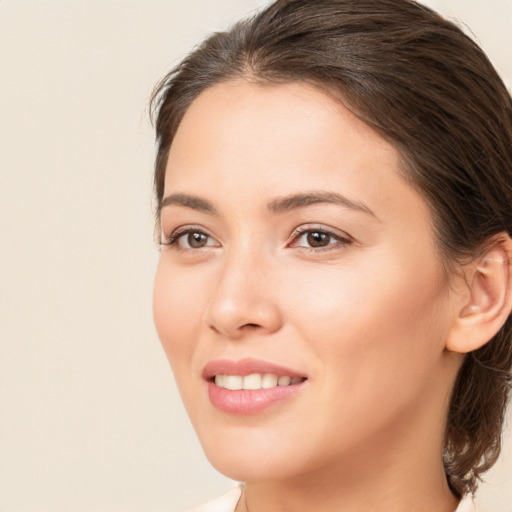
455 494 477 512
188 486 242 512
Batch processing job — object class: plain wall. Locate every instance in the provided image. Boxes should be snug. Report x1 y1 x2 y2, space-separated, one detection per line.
0 1 511 511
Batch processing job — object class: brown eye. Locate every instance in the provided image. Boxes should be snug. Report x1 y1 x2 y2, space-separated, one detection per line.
187 232 208 248
306 231 331 247
163 228 218 251
290 226 352 252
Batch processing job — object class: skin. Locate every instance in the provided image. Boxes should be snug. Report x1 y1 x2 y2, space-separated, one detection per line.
153 80 466 511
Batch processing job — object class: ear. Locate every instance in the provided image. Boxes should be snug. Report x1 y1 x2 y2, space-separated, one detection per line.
446 235 512 354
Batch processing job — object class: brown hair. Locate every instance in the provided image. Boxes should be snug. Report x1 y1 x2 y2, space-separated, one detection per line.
150 0 512 497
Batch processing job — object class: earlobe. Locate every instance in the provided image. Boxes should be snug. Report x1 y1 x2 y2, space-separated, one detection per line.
447 237 512 354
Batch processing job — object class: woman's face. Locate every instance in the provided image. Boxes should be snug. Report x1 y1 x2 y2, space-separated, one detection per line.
153 81 461 481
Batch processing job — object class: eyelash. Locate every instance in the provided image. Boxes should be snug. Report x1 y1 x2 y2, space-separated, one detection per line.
160 225 353 252
160 226 213 250
289 225 353 252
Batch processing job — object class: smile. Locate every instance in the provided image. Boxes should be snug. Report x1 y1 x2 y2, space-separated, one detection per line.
214 373 304 390
203 358 308 414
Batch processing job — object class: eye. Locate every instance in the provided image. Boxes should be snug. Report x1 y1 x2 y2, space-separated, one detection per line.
289 226 352 251
161 227 219 251
302 231 332 248
181 232 210 249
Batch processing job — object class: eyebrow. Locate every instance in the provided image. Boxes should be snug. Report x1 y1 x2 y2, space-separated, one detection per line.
159 191 377 219
266 191 377 218
159 193 218 216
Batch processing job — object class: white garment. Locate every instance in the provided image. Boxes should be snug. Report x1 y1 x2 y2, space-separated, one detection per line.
188 487 242 512
187 486 477 512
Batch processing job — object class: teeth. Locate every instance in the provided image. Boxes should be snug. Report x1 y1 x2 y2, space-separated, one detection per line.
243 373 262 390
214 373 303 390
278 375 291 386
261 374 278 388
224 375 243 390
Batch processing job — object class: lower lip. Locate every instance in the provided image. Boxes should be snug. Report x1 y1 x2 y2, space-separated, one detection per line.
207 380 305 415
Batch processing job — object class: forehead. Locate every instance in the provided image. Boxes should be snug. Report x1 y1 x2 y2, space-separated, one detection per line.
165 80 401 200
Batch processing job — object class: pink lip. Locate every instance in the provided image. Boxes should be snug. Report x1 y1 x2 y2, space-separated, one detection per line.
203 358 308 415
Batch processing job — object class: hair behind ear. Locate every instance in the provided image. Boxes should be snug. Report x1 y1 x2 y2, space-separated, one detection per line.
444 236 512 496
444 314 512 496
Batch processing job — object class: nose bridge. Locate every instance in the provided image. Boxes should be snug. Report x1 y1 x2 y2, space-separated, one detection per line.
226 237 264 285
206 236 281 337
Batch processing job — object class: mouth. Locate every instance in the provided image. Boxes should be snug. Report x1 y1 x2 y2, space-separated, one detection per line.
213 373 305 390
203 358 308 415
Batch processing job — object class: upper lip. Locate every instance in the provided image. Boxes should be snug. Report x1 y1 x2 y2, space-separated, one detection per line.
202 358 307 380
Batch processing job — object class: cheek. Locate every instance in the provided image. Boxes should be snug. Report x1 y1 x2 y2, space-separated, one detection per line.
153 258 207 370
285 254 448 392
278 260 450 457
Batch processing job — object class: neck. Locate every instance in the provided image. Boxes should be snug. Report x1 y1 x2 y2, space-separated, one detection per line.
241 464 457 512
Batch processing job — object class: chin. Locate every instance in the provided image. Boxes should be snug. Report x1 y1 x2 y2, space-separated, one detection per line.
206 452 292 482
198 431 303 482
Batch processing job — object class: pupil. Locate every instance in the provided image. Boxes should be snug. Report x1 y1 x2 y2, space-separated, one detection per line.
307 232 329 247
188 232 206 248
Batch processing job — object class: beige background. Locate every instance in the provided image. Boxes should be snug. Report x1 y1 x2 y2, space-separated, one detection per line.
0 1 511 511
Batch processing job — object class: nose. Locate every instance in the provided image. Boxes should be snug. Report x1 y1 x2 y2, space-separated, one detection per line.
205 248 283 339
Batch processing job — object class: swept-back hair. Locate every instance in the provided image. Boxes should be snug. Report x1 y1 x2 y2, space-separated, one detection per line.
150 0 512 496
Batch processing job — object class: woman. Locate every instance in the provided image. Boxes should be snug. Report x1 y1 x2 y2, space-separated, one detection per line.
151 1 512 510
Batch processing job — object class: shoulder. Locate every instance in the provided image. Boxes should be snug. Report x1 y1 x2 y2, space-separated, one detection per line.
185 487 242 512
455 494 478 512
